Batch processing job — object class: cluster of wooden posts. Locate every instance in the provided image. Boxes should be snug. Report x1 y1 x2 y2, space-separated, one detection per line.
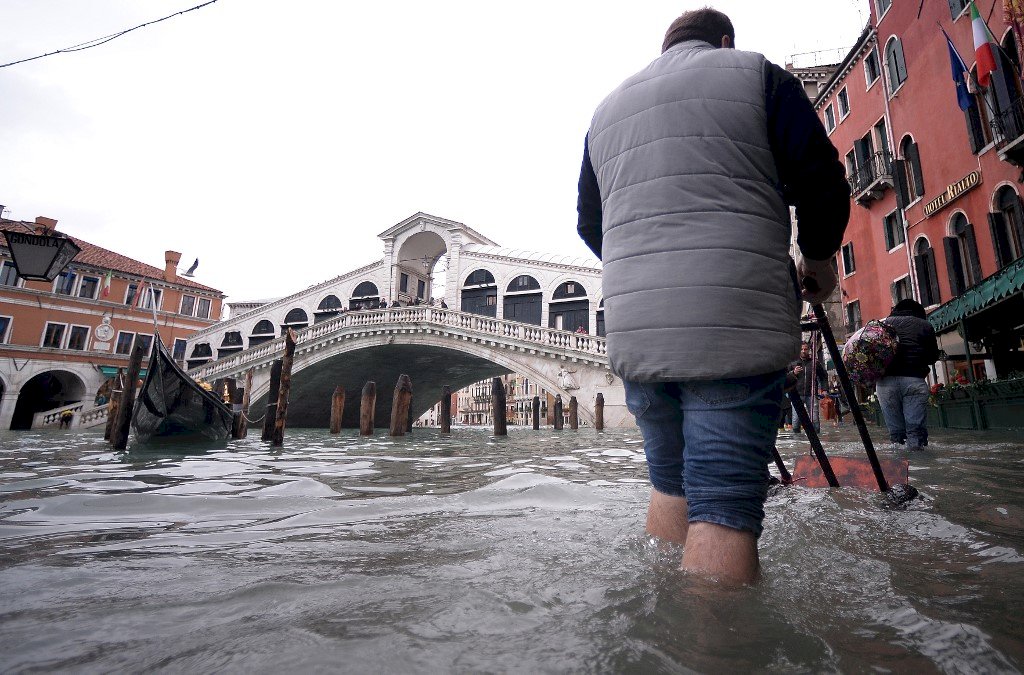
105 329 608 449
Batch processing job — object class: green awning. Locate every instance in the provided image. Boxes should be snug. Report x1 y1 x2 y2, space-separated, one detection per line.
98 365 148 378
929 257 1024 334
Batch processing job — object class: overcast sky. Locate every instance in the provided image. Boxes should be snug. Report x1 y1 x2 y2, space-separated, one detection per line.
2 0 868 303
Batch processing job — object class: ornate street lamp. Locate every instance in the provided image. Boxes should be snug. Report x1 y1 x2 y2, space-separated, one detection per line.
3 229 82 282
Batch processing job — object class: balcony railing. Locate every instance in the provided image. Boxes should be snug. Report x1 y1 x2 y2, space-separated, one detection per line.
994 96 1024 166
848 151 893 204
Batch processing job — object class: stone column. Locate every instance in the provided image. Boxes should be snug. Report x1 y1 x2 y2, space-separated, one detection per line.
0 390 21 431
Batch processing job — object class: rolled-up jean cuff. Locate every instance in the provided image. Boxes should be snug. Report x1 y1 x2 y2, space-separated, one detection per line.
649 479 685 499
685 484 768 537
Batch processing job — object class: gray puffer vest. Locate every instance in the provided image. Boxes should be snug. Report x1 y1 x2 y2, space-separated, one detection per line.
588 40 800 381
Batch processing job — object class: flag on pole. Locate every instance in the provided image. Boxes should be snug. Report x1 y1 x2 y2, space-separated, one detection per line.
101 271 113 297
136 281 148 309
972 0 999 86
943 28 974 110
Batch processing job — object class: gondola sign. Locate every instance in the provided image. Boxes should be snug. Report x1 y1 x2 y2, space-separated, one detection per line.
924 170 980 217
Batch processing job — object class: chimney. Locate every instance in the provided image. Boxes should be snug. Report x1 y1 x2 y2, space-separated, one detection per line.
35 216 58 233
164 250 182 281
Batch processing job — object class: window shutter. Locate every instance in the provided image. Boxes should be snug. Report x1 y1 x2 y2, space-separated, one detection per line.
906 141 926 196
926 248 942 306
1011 195 1024 258
914 254 932 305
893 158 910 208
964 106 985 153
964 222 984 284
988 212 1011 269
990 54 1022 138
947 0 962 18
943 236 966 296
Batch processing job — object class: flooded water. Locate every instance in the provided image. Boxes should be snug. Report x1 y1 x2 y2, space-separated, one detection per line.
1 423 1022 673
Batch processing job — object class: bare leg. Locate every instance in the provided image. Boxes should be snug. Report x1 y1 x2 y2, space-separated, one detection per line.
645 489 689 545
682 521 759 585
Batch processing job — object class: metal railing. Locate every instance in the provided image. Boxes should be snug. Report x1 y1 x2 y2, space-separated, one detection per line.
993 96 1024 148
187 306 608 381
847 150 893 196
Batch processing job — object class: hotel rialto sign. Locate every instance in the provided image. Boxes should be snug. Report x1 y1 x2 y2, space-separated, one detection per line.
923 170 981 217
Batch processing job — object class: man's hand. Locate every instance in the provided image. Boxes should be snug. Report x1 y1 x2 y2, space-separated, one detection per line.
793 365 804 376
796 253 837 305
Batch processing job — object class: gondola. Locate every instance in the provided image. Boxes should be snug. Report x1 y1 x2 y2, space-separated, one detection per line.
131 333 234 445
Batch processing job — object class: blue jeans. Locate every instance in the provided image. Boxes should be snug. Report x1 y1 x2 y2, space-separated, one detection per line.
875 375 930 447
791 395 819 434
624 371 785 537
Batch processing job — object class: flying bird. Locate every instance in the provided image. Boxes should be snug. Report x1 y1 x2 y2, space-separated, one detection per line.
183 258 199 277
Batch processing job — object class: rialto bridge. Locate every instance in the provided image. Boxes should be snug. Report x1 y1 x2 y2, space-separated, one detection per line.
184 213 630 427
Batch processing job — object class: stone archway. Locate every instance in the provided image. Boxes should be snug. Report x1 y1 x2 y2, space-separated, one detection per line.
10 370 87 430
392 230 447 305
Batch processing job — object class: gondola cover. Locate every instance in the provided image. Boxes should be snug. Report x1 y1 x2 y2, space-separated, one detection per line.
131 334 234 444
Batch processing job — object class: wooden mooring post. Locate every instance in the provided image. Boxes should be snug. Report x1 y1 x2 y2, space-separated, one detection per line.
553 394 564 430
360 381 376 435
230 384 245 439
492 377 507 436
594 393 605 430
329 386 346 434
235 367 254 439
440 385 451 433
111 341 146 450
270 329 297 448
568 396 579 430
532 395 540 430
261 359 283 442
389 374 412 437
104 368 124 441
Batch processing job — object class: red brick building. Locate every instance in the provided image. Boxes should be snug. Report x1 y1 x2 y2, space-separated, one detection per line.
815 0 1024 384
0 214 225 430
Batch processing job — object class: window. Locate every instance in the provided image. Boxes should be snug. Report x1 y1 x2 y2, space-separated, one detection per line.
77 276 99 300
42 322 67 349
824 104 836 133
841 242 856 275
54 271 76 296
874 118 891 157
891 276 913 304
837 87 850 118
67 325 89 351
180 295 196 316
172 338 187 361
864 46 881 86
0 261 20 286
141 287 162 310
885 38 908 94
197 297 211 319
115 331 135 355
883 210 906 250
876 0 892 17
400 273 409 293
845 300 862 331
845 150 857 181
913 237 942 306
417 279 426 298
949 0 969 18
135 333 154 357
485 295 497 306
894 136 925 208
0 316 11 343
991 186 1024 268
125 283 138 306
945 213 983 294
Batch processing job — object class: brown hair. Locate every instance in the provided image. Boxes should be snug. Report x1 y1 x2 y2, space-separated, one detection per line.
662 7 735 53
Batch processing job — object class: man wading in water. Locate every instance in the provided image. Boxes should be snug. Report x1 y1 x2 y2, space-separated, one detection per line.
577 8 849 583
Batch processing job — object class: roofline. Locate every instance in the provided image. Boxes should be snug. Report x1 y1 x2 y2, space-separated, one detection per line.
813 23 876 110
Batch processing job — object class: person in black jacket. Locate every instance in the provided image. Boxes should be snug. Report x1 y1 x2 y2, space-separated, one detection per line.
875 299 940 450
787 342 828 434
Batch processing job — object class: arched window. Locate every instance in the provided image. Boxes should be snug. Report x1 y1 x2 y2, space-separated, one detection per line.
913 237 941 307
503 275 541 325
943 213 983 295
281 308 309 335
218 331 244 359
549 281 589 332
314 295 344 323
249 319 275 347
349 281 380 311
991 186 1024 267
885 37 907 94
894 136 924 206
190 343 212 358
462 269 497 317
596 298 605 337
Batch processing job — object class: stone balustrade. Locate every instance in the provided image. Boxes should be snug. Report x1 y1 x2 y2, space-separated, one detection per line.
32 402 85 430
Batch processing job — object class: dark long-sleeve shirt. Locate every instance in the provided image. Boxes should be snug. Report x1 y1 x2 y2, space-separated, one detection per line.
577 61 850 261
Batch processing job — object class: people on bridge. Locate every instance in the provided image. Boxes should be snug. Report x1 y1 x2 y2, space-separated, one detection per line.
440 299 448 309
378 299 388 309
576 8 849 584
390 300 401 308
574 325 587 334
874 299 940 451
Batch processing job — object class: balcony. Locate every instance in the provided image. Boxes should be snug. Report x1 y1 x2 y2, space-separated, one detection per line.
848 151 893 205
994 96 1024 167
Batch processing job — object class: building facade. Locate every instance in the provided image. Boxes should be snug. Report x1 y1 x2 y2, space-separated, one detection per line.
814 1 1024 384
0 215 225 429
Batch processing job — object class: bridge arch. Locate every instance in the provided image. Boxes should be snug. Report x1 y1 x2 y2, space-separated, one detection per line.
394 229 447 304
350 281 380 310
502 273 542 325
548 278 591 333
10 369 87 430
282 308 309 334
461 268 499 317
249 319 275 347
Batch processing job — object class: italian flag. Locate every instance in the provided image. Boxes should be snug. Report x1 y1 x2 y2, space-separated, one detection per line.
972 0 998 87
101 271 112 297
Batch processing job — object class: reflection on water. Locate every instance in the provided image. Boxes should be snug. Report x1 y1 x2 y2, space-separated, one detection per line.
1 425 1022 672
